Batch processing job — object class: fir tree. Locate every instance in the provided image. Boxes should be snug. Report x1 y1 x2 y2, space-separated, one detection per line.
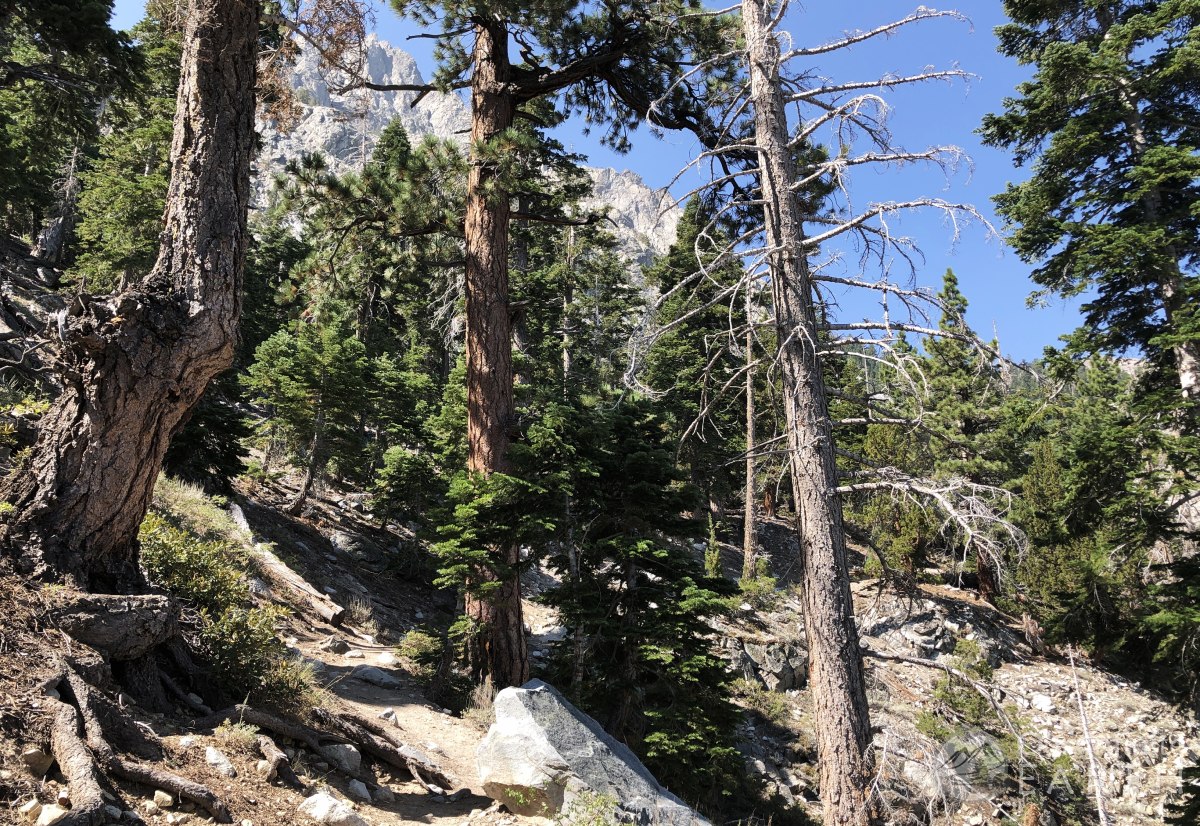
71 16 179 291
981 0 1200 406
244 309 370 513
925 269 1006 599
643 198 745 516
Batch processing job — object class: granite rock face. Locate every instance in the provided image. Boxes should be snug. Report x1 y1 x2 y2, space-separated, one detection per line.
477 679 708 825
257 37 679 265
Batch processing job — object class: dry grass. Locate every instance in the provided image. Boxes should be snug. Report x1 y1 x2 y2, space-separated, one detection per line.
151 475 243 544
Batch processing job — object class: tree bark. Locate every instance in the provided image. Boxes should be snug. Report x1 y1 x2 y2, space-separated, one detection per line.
742 0 878 822
742 284 757 581
461 19 529 689
0 0 259 590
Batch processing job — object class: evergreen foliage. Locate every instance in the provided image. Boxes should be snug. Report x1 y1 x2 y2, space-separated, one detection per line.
981 0 1200 406
0 0 137 235
70 16 178 291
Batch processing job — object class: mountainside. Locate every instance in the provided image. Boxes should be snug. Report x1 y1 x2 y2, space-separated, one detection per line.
257 35 680 264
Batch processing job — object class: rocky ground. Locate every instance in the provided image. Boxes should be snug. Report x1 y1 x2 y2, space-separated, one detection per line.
2 468 1197 826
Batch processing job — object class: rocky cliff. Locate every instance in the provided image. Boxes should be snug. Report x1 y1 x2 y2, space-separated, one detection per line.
723 576 1198 825
257 36 679 264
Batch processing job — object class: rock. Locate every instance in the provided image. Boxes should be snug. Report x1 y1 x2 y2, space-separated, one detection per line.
477 679 708 824
1031 693 1056 713
319 636 350 654
21 747 54 776
297 792 370 826
35 805 68 826
347 780 371 801
205 746 237 778
19 799 41 823
177 736 196 749
142 801 162 816
103 805 123 821
344 650 364 659
376 652 400 667
154 790 175 808
378 707 396 722
258 37 678 267
351 665 402 688
373 786 395 803
322 743 363 775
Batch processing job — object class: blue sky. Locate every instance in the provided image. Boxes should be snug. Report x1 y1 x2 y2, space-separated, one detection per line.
110 0 1087 362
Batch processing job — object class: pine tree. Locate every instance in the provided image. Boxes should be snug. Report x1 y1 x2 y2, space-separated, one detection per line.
71 16 180 292
925 269 1005 599
981 0 1200 405
244 309 369 514
386 0 732 689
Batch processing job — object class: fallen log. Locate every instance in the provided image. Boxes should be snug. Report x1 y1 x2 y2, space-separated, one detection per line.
251 545 344 626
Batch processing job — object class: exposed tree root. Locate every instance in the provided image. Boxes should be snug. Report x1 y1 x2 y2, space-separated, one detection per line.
47 696 107 826
51 665 233 823
197 705 324 751
312 708 459 793
197 702 459 796
256 735 303 789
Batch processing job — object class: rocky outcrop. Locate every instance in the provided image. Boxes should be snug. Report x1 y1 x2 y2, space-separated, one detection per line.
477 679 708 824
258 37 680 264
725 581 1198 824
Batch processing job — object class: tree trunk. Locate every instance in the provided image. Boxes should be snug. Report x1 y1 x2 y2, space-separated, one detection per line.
287 396 325 515
742 0 878 822
742 284 757 581
0 0 259 590
32 144 82 269
461 20 529 689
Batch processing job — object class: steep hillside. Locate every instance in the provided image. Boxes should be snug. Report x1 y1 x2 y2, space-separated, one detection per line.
6 465 1191 826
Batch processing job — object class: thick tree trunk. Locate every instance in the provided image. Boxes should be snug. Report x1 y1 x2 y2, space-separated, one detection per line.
461 20 529 689
0 0 259 590
742 0 878 823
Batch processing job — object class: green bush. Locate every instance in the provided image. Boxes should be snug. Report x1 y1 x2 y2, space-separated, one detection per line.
139 508 290 704
397 628 443 676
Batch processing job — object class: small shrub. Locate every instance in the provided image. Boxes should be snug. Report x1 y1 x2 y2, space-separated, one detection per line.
737 559 778 609
915 710 952 742
733 678 789 726
214 719 260 753
556 791 619 826
140 500 293 706
933 638 995 726
397 628 442 675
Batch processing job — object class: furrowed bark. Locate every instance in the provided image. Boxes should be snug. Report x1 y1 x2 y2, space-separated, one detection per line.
0 0 260 590
742 0 878 822
461 19 528 690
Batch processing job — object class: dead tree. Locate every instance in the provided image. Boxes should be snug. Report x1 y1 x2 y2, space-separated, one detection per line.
626 5 1019 824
